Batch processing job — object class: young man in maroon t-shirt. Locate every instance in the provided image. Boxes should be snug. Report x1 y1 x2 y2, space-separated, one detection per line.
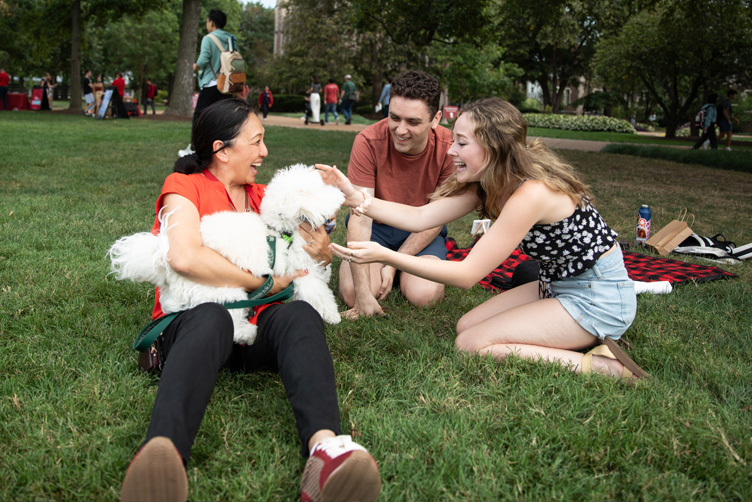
339 71 454 319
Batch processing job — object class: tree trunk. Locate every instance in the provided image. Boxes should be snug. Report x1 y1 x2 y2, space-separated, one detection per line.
165 0 201 117
68 0 82 111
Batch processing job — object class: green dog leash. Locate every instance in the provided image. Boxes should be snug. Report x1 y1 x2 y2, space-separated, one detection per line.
132 235 293 351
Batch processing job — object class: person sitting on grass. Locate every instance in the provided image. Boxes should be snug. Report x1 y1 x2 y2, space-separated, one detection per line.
118 99 381 502
321 97 649 381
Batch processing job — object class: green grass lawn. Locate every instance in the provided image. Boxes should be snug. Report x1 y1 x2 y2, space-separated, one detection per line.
1 112 751 501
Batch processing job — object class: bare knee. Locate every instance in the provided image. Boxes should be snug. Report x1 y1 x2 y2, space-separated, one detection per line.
400 277 444 307
456 311 476 334
454 327 476 354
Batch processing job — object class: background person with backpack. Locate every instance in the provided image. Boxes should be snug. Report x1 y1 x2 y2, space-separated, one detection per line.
692 93 719 150
191 9 234 136
717 89 740 151
339 74 357 125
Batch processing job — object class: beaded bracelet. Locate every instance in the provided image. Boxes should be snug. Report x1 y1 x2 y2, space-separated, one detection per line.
353 188 373 216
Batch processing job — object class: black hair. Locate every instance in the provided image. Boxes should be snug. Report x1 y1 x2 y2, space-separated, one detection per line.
328 78 334 83
208 9 227 29
174 99 255 174
707 93 719 104
727 89 738 97
390 70 441 118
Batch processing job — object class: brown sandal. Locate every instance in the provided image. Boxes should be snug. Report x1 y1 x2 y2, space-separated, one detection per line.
581 338 650 380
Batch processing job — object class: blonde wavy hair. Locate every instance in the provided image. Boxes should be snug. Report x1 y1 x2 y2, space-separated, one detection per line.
431 97 593 220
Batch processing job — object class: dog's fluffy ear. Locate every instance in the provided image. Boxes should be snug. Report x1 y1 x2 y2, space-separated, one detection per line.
261 164 344 232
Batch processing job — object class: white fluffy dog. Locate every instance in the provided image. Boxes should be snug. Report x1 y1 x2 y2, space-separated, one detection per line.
109 164 344 345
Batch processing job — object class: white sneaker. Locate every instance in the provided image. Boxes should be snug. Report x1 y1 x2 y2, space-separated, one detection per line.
726 146 732 152
702 140 710 150
300 435 381 502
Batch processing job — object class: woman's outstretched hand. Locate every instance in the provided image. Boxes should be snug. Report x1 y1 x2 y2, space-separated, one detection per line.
300 222 332 265
315 164 362 207
330 241 386 265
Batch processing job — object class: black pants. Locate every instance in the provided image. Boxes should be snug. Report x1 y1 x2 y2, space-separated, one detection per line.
192 86 231 136
693 126 717 150
143 97 156 115
143 301 341 463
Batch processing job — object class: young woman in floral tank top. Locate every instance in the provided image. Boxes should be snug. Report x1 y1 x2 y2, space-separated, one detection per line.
322 97 648 381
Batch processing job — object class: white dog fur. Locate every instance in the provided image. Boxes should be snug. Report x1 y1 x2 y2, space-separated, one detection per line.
109 164 344 345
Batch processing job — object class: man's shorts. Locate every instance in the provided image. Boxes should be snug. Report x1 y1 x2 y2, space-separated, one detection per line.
719 120 732 133
85 93 95 105
345 215 448 260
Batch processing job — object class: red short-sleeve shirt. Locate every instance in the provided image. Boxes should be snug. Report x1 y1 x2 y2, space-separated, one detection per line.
149 170 271 324
347 119 454 206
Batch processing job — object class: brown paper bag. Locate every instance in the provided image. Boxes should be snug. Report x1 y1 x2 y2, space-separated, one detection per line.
646 209 694 256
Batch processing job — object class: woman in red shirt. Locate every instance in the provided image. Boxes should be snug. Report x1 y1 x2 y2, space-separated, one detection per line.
118 99 380 502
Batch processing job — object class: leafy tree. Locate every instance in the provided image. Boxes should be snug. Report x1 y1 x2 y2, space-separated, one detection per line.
273 0 495 106
352 0 492 50
428 42 523 105
97 8 179 101
595 0 752 137
494 0 619 114
237 1 274 89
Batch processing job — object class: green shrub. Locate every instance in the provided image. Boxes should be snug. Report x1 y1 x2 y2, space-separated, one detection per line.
269 94 308 113
601 144 752 174
524 113 636 133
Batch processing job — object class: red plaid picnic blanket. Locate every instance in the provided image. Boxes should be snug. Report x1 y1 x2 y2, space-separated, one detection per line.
445 237 736 293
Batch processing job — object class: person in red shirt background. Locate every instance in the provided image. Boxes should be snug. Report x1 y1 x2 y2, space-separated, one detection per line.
112 73 126 98
0 68 9 110
323 78 339 125
258 85 273 119
143 78 157 115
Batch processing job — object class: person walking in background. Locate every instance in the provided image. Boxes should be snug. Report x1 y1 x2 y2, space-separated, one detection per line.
83 70 95 116
191 9 234 136
323 78 339 125
692 93 718 150
0 68 9 110
378 76 392 119
116 99 381 502
339 74 357 125
717 89 740 151
112 73 126 99
258 85 273 119
143 78 157 115
306 75 324 126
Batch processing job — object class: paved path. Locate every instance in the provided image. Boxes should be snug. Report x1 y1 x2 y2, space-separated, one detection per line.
259 114 614 151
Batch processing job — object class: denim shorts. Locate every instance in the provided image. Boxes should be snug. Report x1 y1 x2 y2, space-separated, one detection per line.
719 120 732 133
345 215 448 259
550 247 636 341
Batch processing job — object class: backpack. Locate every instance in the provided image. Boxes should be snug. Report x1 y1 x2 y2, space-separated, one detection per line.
694 104 708 127
208 34 246 94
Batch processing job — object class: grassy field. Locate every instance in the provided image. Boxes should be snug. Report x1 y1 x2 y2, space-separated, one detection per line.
1 112 751 501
